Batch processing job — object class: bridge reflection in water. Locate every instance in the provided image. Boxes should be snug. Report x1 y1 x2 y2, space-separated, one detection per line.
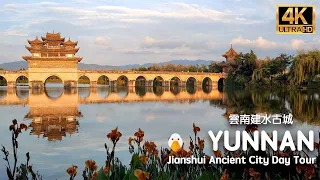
0 86 226 141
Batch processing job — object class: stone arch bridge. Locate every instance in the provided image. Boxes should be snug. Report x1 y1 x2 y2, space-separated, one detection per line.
0 32 228 89
0 70 226 88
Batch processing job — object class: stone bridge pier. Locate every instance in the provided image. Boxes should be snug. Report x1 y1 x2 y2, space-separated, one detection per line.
64 80 77 88
146 80 153 87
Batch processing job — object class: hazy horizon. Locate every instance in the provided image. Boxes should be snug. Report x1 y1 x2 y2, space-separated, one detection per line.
0 59 214 67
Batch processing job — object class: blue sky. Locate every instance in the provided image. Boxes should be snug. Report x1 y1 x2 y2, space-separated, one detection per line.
0 0 319 65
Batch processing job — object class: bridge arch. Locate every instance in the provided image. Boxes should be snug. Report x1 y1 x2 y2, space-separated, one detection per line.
97 75 110 86
117 87 129 98
202 77 213 87
44 75 64 99
44 87 64 99
0 76 7 86
170 85 181 95
203 85 212 94
218 78 225 91
153 76 164 86
153 86 164 96
44 75 63 88
186 77 197 94
186 85 196 94
136 76 147 86
78 75 90 87
16 75 29 87
0 88 7 99
170 76 181 86
186 77 197 87
97 86 110 98
16 88 29 99
135 86 146 97
78 87 91 99
117 75 129 86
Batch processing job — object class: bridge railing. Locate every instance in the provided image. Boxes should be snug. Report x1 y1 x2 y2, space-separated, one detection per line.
77 70 225 75
0 70 28 74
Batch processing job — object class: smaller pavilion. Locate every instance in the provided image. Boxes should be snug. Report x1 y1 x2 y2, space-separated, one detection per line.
221 45 238 73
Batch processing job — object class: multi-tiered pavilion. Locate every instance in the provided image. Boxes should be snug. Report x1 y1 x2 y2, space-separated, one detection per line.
23 32 82 88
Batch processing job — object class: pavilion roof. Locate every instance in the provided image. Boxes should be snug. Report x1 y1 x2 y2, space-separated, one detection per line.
222 45 238 58
27 36 44 45
41 32 65 41
63 37 78 46
25 46 80 52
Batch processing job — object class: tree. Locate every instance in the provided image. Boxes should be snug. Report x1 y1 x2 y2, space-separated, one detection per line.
264 53 293 75
138 67 147 71
200 64 208 72
252 53 293 83
289 50 320 86
228 50 257 85
208 62 222 73
147 64 161 71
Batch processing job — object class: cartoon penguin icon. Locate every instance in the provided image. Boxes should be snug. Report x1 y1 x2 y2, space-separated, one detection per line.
168 133 183 152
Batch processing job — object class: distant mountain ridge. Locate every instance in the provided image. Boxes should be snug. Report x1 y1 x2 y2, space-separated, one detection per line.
0 60 214 70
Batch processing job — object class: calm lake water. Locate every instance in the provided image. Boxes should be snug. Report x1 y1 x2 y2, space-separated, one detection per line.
0 85 319 179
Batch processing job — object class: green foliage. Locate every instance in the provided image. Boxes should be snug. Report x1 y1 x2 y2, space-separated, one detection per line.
290 50 320 87
208 62 222 73
226 50 298 88
96 167 108 180
132 63 209 72
228 50 257 85
251 53 293 87
267 53 293 75
138 66 147 71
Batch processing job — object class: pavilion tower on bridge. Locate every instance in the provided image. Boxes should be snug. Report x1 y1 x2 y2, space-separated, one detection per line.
221 45 238 73
22 32 82 88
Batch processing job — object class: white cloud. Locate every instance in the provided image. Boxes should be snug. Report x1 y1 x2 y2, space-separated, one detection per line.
94 37 111 49
72 0 91 3
230 36 320 52
143 36 157 46
3 30 28 36
291 39 305 49
141 36 185 49
95 3 262 24
230 36 277 50
289 38 320 50
2 2 264 25
39 2 58 6
41 152 60 156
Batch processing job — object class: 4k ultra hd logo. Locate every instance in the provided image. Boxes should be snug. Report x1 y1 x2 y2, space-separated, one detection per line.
276 4 316 34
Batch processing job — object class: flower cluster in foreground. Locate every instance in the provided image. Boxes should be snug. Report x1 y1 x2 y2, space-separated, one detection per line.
1 118 319 180
63 123 320 180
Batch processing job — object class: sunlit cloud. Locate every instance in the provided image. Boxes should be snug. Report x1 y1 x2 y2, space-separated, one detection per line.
95 36 112 49
230 36 320 51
